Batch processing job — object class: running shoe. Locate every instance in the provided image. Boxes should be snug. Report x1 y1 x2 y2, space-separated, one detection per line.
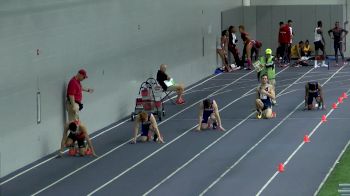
256 111 262 119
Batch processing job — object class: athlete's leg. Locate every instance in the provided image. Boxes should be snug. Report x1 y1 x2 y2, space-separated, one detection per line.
334 42 339 64
263 108 273 119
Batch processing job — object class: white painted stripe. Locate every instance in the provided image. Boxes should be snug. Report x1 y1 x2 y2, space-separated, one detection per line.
255 65 346 196
143 67 297 195
313 140 350 196
0 72 222 186
188 69 316 196
83 70 255 196
30 71 254 195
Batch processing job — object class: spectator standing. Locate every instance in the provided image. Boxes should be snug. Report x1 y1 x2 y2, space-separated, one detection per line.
66 69 94 121
278 22 291 66
228 26 242 68
328 21 348 65
314 21 328 68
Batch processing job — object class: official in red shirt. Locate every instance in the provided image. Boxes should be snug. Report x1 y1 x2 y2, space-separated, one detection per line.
278 23 291 64
66 69 94 121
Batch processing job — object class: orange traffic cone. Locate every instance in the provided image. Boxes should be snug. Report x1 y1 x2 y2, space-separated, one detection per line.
342 92 348 99
303 135 310 143
321 115 327 122
338 97 344 103
278 163 285 172
272 112 277 118
332 103 337 109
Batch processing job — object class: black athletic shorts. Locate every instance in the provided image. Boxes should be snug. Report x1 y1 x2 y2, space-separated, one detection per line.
307 92 320 105
68 133 86 148
314 41 324 51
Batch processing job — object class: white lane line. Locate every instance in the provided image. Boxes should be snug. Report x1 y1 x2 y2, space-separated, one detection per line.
86 68 299 195
200 67 338 195
142 68 311 196
30 71 254 195
0 73 222 186
255 65 346 196
189 71 350 97
313 140 350 196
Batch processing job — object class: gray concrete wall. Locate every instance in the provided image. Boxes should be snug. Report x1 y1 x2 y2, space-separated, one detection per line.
0 0 242 177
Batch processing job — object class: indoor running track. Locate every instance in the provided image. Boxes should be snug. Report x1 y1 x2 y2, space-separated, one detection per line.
1 64 350 196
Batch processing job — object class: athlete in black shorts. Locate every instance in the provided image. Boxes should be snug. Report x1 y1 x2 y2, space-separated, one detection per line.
304 82 325 110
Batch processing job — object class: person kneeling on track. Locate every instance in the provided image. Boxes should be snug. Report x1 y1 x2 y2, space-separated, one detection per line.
59 120 97 157
258 48 276 105
131 111 164 144
256 74 276 119
304 81 325 110
196 98 225 131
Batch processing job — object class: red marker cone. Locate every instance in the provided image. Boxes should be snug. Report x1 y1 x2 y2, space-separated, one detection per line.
303 135 310 143
321 115 327 122
332 103 337 109
278 163 285 172
338 97 344 103
342 92 348 99
272 112 277 118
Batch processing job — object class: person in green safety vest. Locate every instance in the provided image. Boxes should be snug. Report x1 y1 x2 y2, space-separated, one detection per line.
258 48 276 105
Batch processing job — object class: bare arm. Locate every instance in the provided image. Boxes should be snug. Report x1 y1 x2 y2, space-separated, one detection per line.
132 117 140 143
68 95 75 105
305 84 309 108
82 87 94 93
260 86 275 100
318 84 325 109
212 100 224 130
197 102 204 131
297 46 301 58
150 114 164 143
267 87 276 100
328 29 333 38
81 124 97 157
59 124 69 155
342 29 349 38
319 30 325 44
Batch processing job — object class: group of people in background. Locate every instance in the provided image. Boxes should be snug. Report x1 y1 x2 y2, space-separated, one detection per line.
217 25 262 72
59 19 347 157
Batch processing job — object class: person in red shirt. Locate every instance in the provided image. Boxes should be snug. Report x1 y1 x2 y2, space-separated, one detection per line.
278 22 291 65
66 69 94 121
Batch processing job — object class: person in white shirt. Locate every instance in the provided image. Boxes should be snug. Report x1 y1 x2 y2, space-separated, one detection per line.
228 26 242 69
314 20 328 68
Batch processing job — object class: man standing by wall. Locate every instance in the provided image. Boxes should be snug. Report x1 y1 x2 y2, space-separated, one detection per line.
66 69 94 121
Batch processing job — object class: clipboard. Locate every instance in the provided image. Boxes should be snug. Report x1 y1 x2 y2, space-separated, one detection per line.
253 61 264 72
164 78 175 87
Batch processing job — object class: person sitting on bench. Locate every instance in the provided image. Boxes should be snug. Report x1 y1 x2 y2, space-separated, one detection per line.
156 64 185 105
